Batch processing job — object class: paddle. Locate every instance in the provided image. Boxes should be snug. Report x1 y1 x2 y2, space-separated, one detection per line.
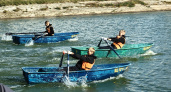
104 39 122 59
5 32 45 36
59 51 65 67
32 34 44 40
25 33 45 46
106 50 111 58
67 52 70 77
97 39 102 47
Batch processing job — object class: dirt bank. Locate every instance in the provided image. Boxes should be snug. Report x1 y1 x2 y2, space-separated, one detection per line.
0 0 171 19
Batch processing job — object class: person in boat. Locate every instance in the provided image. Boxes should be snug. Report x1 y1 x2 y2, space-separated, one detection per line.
66 47 97 71
99 30 126 49
44 21 54 36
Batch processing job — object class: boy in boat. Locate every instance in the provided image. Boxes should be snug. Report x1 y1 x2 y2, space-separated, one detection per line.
65 47 97 71
44 21 54 36
99 30 126 49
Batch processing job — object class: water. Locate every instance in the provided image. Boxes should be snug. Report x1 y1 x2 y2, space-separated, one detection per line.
0 11 171 92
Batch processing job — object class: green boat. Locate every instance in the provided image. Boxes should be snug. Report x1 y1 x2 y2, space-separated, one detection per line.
71 43 153 58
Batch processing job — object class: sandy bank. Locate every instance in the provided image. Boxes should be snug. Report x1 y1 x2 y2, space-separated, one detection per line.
0 0 171 19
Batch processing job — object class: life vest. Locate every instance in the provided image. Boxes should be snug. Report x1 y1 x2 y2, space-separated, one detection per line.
46 26 51 33
82 61 95 70
112 37 125 49
82 56 95 70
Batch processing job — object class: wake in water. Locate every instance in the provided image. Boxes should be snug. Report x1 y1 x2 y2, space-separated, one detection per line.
62 74 124 88
1 34 12 41
93 74 124 83
68 37 78 41
141 50 157 56
25 39 34 46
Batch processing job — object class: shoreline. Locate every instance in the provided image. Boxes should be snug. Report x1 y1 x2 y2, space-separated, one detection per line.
0 0 171 19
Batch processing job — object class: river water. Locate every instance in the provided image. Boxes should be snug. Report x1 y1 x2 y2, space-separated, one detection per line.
0 11 171 92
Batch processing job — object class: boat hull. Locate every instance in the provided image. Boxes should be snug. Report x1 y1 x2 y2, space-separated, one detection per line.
71 43 153 58
12 32 79 44
22 63 130 84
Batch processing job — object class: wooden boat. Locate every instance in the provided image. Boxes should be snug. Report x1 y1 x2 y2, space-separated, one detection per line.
71 43 153 58
22 63 130 84
12 32 79 44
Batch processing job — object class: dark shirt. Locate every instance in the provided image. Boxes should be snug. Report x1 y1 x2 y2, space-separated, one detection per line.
70 54 97 70
109 35 125 43
108 35 125 48
45 24 54 36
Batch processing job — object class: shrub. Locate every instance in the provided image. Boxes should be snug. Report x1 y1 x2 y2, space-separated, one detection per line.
0 0 147 7
3 10 8 13
40 6 48 11
55 7 61 10
13 7 21 12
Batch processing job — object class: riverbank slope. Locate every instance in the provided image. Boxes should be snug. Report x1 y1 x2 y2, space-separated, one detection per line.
0 0 171 19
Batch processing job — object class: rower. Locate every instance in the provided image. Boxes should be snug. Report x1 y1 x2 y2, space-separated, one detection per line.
44 21 54 36
99 30 126 49
66 47 97 71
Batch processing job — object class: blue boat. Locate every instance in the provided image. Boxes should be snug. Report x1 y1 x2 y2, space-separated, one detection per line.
12 32 79 44
22 63 131 84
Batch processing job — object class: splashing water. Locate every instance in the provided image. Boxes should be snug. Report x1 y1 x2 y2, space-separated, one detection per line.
141 50 157 56
68 37 78 41
1 34 12 41
62 75 88 88
25 39 34 46
62 75 78 88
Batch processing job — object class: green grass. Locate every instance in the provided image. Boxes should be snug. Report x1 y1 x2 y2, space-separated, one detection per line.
0 0 147 7
86 0 147 7
115 0 147 7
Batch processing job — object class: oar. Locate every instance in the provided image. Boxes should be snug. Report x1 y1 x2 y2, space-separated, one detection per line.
106 50 111 58
59 51 65 67
104 40 122 59
67 52 70 77
97 39 102 47
5 32 45 35
32 33 46 41
25 34 45 46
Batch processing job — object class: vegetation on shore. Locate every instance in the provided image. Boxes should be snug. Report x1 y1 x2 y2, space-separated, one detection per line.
86 0 147 7
0 0 101 6
0 0 146 7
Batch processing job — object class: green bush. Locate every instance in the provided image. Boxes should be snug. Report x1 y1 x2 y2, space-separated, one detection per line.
3 10 8 13
13 7 21 12
40 6 48 11
116 0 146 7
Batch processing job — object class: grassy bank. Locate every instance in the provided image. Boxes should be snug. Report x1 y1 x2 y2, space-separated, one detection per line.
86 0 146 7
0 0 103 6
0 0 146 7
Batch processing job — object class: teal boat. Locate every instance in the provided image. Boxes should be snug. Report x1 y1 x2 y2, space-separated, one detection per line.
71 43 153 58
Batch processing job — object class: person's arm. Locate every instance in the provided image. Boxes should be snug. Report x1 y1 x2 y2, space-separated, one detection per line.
108 37 117 42
70 53 82 59
50 27 54 35
68 51 95 64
